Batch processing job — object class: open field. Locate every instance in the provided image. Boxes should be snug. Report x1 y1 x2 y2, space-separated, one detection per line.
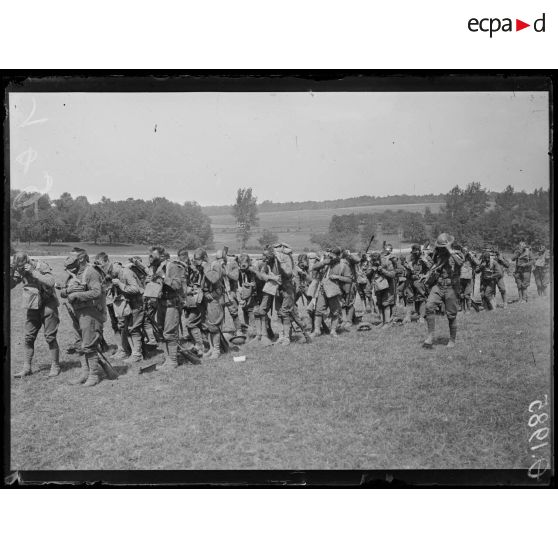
208 202 444 230
9 259 552 470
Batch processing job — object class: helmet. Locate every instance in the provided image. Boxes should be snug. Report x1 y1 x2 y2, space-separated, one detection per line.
435 233 454 248
12 252 29 269
329 247 341 257
411 244 421 253
193 248 207 262
215 249 225 260
238 253 251 270
307 252 318 260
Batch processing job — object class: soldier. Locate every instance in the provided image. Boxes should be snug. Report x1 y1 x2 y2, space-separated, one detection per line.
340 249 360 329
237 253 262 338
476 250 503 311
403 244 432 324
310 247 352 337
356 252 373 313
143 246 167 346
222 252 243 336
367 250 396 329
60 250 108 387
533 244 550 296
192 248 226 359
493 249 510 306
154 247 190 370
423 233 464 349
110 256 149 363
512 240 533 303
253 243 298 345
10 252 60 378
459 245 480 312
396 254 408 307
183 250 207 355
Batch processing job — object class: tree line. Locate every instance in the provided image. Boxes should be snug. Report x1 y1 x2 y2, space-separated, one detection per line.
204 193 447 216
10 190 214 249
309 184 550 252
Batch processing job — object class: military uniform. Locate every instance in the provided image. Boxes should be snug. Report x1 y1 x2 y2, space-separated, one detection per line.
254 245 298 345
424 234 464 348
459 250 480 312
111 262 147 362
404 249 432 320
183 262 206 353
311 250 351 337
11 257 60 378
367 253 396 326
512 244 533 302
223 256 243 334
155 258 189 367
64 260 107 386
199 255 226 358
340 252 359 328
476 255 503 310
356 255 373 313
533 247 550 296
493 252 510 304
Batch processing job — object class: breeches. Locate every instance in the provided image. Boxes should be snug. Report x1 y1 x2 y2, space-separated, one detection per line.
24 303 59 346
426 284 459 319
314 290 341 319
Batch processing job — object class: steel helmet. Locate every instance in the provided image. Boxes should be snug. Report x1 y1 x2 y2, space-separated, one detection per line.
435 233 455 248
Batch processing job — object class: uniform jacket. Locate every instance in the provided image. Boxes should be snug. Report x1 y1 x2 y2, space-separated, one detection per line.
460 252 480 280
431 249 465 286
477 257 503 283
534 250 550 270
68 264 107 321
11 259 58 309
407 253 432 281
201 260 225 303
114 264 145 299
513 247 533 269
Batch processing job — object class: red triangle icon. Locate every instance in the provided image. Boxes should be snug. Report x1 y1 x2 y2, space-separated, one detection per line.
516 19 530 31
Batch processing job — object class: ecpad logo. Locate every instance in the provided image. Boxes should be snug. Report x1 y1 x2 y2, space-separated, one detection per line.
468 13 546 37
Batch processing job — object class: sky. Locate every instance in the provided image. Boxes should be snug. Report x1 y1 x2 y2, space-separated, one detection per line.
9 91 550 207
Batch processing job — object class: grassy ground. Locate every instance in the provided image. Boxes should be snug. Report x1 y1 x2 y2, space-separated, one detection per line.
9 266 552 470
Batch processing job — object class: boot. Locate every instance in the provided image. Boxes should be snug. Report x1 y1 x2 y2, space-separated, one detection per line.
310 315 323 338
124 332 143 364
15 342 34 378
68 354 89 385
248 317 263 344
278 319 291 345
330 317 340 337
447 317 457 348
160 342 180 370
232 316 242 337
403 307 412 324
83 354 102 387
203 333 220 359
423 315 435 347
48 342 61 377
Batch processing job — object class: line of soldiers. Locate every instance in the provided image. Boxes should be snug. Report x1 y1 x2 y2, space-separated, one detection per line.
10 235 551 383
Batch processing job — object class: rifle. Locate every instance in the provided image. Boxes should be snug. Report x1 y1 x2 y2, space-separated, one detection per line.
62 302 118 379
365 234 375 254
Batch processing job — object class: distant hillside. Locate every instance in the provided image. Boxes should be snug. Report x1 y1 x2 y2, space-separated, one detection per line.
202 193 447 216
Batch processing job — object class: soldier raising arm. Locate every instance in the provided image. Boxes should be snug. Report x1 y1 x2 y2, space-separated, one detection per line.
11 252 60 378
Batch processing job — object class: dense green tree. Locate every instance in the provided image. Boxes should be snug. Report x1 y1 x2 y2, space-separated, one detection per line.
232 188 259 250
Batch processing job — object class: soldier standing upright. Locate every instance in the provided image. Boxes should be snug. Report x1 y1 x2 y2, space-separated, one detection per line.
155 247 189 370
192 248 226 359
423 233 464 349
61 250 108 387
221 252 243 336
356 252 373 313
476 250 503 311
459 245 480 312
512 241 533 303
493 250 510 306
403 244 432 323
310 247 351 337
11 252 60 378
367 250 396 329
110 256 149 363
533 244 550 296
